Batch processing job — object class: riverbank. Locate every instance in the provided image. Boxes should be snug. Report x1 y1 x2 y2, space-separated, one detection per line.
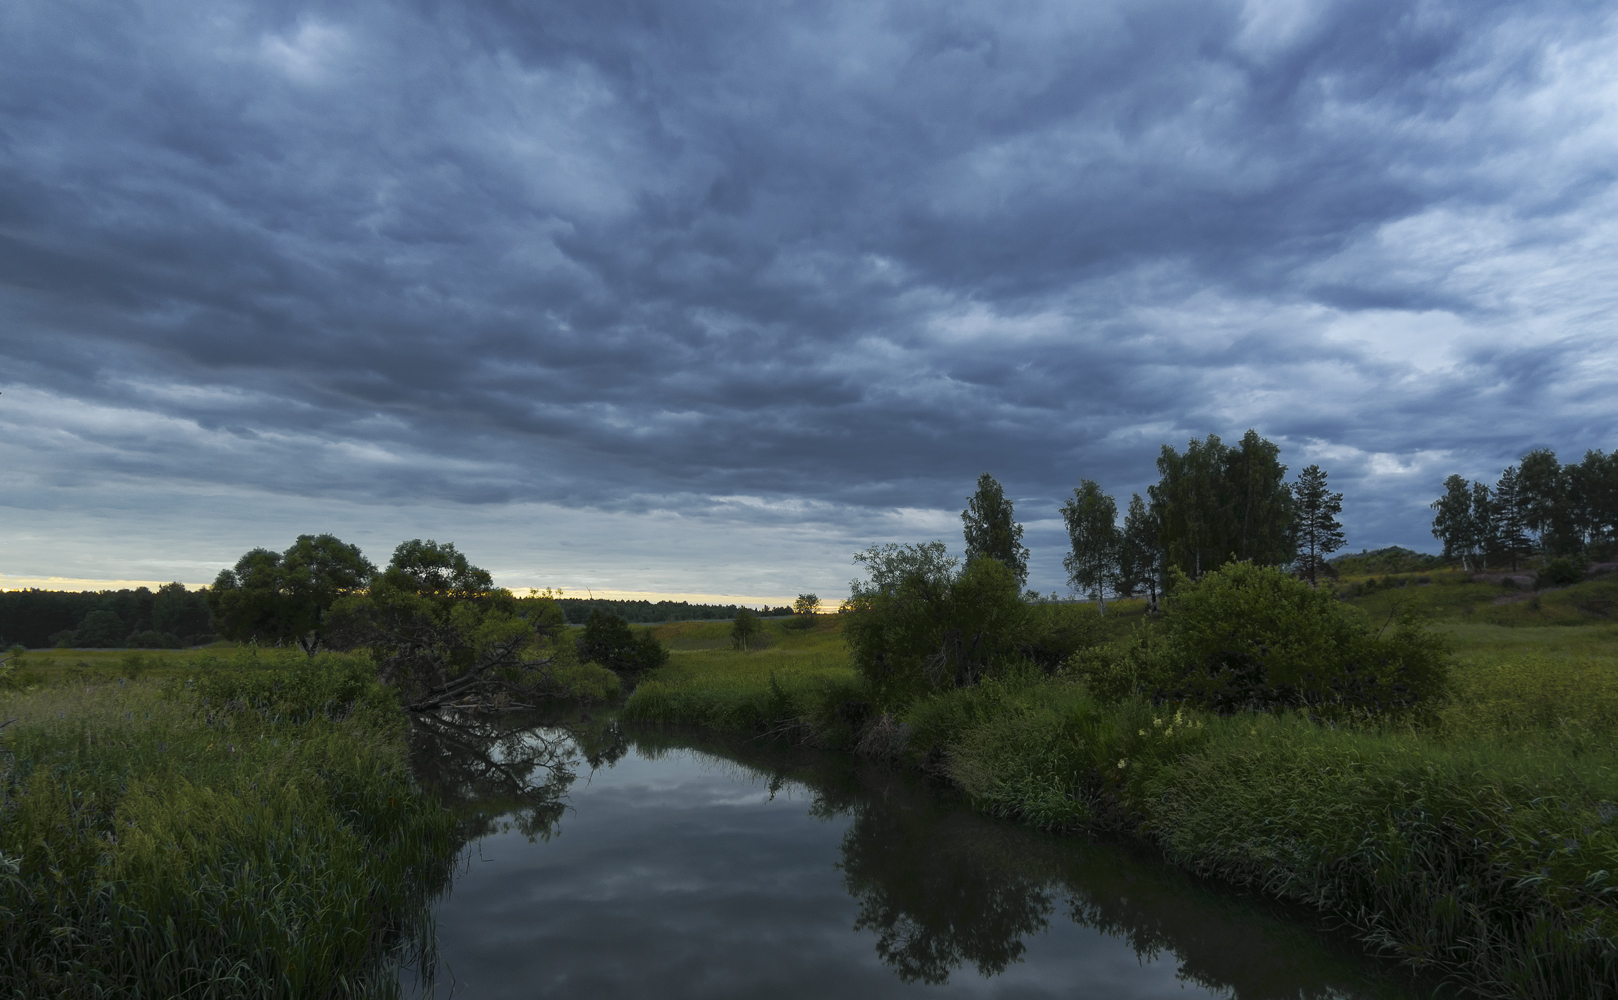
0 649 460 998
624 614 1618 1000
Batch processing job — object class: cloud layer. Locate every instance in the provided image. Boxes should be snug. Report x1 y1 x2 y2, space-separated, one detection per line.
3 0 1616 598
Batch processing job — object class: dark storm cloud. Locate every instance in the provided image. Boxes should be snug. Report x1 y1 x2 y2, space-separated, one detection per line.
2 0 1615 589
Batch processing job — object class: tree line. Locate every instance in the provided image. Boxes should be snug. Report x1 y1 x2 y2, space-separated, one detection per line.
1429 448 1617 573
960 430 1346 613
0 584 214 650
553 597 793 624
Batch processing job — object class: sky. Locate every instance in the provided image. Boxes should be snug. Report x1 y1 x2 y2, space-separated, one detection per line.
2 0 1615 604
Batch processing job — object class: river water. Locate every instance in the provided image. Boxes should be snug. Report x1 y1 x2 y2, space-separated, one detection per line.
404 714 1425 999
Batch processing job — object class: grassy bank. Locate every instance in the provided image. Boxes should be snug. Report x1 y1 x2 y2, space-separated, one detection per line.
623 612 1618 999
0 649 460 998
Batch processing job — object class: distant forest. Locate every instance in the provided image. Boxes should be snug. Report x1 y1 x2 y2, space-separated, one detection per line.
553 598 792 624
0 584 215 650
0 586 792 649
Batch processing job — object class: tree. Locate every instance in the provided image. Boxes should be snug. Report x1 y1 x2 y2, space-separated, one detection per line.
152 582 212 642
1470 480 1495 571
1149 431 1295 579
1291 464 1345 586
1431 474 1490 571
577 609 669 673
73 609 126 648
844 551 1029 703
961 474 1030 589
730 608 763 651
1117 493 1163 613
327 542 602 709
1061 480 1121 615
208 534 375 655
1491 465 1531 570
793 593 821 616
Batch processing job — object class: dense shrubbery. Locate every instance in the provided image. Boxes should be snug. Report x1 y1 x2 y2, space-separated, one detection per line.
1073 563 1450 720
575 609 669 676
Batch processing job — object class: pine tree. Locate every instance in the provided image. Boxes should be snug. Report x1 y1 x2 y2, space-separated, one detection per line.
1491 465 1530 570
1292 464 1345 586
961 473 1030 588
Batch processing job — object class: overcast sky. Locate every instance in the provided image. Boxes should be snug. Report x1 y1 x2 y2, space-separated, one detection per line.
2 0 1615 602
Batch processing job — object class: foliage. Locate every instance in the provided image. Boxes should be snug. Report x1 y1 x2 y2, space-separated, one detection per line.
326 542 579 710
730 608 763 651
575 609 668 675
1149 430 1295 579
0 657 458 997
961 473 1030 589
844 555 1032 706
1329 547 1446 575
849 540 958 598
1084 562 1451 720
1060 480 1120 613
1116 493 1161 608
1433 448 1618 565
73 608 128 647
793 593 821 616
1291 464 1345 586
0 585 214 651
1542 556 1586 587
208 535 375 655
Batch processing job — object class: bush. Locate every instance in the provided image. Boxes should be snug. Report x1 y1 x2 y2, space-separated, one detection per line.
844 556 1032 706
1077 563 1450 720
1541 556 1585 588
575 610 668 675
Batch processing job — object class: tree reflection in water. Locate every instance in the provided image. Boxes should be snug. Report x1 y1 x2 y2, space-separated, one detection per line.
664 736 1416 1000
409 709 627 844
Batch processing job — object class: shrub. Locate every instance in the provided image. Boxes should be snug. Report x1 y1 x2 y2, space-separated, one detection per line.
1078 562 1450 720
1541 556 1585 588
575 610 668 675
845 556 1033 706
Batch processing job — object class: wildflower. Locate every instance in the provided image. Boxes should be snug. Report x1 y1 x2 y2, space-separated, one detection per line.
1249 728 1257 736
1152 718 1162 727
1117 758 1128 769
1165 727 1174 737
1138 729 1147 736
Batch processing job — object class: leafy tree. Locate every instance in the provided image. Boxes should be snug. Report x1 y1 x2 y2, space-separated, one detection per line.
1060 480 1120 614
1490 465 1531 570
73 609 126 648
961 474 1030 589
793 593 821 616
388 538 494 596
1149 431 1295 578
1470 480 1495 570
152 582 213 642
327 543 603 709
730 608 763 651
1117 493 1163 612
1430 475 1491 571
208 535 375 655
1517 449 1566 553
1291 464 1345 586
844 548 1029 704
851 541 959 598
576 609 669 674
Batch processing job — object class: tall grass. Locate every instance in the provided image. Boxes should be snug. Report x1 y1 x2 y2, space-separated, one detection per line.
627 614 1618 998
0 651 458 998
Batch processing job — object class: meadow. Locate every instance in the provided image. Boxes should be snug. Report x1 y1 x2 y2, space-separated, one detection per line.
0 648 461 999
623 581 1618 1000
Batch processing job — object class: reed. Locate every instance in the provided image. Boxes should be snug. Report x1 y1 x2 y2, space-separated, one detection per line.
0 651 458 998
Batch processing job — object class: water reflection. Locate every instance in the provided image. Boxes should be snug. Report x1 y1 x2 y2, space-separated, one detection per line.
409 716 1425 999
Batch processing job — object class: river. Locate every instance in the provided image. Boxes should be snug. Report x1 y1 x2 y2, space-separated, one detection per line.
403 712 1427 999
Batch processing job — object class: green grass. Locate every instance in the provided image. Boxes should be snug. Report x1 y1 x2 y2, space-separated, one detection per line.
1340 570 1618 628
0 651 459 998
623 617 863 734
622 611 1618 998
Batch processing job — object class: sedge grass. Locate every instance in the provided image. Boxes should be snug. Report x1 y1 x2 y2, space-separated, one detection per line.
0 651 458 998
